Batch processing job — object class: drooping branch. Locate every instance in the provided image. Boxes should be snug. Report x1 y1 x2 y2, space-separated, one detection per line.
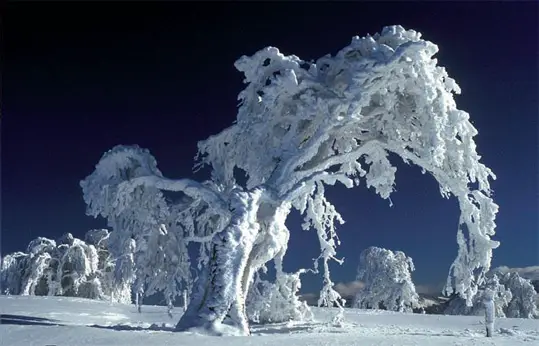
281 139 382 199
382 142 499 303
116 175 229 215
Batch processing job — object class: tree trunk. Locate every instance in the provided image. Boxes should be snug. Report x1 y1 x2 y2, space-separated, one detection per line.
182 289 188 312
136 292 141 313
175 189 263 335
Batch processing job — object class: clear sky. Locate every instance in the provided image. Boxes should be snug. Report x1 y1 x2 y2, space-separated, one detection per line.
3 2 538 292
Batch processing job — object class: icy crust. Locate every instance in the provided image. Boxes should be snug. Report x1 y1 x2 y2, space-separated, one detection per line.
196 25 498 305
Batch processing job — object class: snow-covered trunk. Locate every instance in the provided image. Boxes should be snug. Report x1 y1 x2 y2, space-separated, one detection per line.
175 189 263 336
135 291 142 313
182 289 188 312
484 290 495 337
166 295 174 318
21 254 50 296
241 199 291 299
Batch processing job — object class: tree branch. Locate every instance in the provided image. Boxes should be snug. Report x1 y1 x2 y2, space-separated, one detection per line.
121 175 229 215
281 139 382 199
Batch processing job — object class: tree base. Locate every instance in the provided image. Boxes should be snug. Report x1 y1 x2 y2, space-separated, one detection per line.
176 318 250 336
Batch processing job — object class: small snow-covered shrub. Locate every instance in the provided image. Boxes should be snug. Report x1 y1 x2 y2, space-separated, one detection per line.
247 270 312 324
0 230 125 303
354 247 419 312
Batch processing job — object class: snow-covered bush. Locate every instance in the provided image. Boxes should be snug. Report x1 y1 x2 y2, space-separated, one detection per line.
80 146 215 310
445 272 538 319
20 237 56 296
1 252 29 295
445 274 512 317
134 223 192 315
353 247 419 312
246 269 312 324
501 272 538 319
82 25 498 335
0 230 124 303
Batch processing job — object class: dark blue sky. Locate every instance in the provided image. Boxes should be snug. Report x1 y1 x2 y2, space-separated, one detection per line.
3 2 538 291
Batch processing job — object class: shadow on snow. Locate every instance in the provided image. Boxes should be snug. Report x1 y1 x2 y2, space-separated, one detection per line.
0 314 65 327
0 313 352 336
88 323 175 332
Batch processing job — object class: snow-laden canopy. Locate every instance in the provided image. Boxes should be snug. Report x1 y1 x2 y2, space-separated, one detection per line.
196 25 499 304
80 25 499 335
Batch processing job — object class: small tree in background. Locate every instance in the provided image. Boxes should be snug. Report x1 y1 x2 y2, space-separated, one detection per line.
444 274 509 317
353 247 419 312
246 268 312 324
501 272 538 319
1 230 120 302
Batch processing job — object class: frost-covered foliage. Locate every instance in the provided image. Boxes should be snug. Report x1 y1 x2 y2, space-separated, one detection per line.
445 272 538 319
501 272 538 319
445 274 512 317
1 252 29 295
353 247 419 312
80 146 221 309
532 280 539 294
198 25 498 306
134 223 192 314
246 269 312 324
82 25 497 335
0 231 120 302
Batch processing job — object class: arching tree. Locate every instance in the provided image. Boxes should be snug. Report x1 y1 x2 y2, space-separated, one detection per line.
81 25 498 335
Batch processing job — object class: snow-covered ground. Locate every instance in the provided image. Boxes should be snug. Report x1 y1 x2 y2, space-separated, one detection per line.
1 295 538 346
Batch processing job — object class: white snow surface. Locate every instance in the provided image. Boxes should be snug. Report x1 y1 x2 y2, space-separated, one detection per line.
1 295 538 345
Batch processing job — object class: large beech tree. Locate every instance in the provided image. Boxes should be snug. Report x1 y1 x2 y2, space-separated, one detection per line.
81 26 498 335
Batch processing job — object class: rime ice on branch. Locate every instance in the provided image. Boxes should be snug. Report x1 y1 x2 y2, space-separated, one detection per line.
81 145 219 310
81 25 498 335
197 24 498 308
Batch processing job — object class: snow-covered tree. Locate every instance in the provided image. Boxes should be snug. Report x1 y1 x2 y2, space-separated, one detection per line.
445 274 512 317
501 272 538 319
54 233 101 298
353 247 419 312
1 252 29 295
83 229 117 300
444 272 538 319
80 146 222 311
20 237 56 296
532 280 539 294
134 223 192 316
82 25 498 335
0 230 124 303
246 268 312 324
